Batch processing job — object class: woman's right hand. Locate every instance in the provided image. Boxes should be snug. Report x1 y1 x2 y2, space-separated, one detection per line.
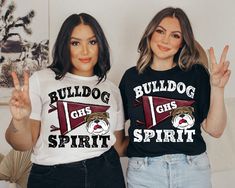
9 72 32 121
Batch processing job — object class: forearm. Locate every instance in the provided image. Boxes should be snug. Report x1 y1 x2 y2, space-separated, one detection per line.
204 87 227 137
117 136 129 157
114 129 129 157
5 118 34 151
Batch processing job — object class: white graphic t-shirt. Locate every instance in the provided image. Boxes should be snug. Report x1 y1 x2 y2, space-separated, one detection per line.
29 69 124 165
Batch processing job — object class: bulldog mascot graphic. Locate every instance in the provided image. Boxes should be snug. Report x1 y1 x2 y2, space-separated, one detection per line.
85 112 110 135
171 106 195 129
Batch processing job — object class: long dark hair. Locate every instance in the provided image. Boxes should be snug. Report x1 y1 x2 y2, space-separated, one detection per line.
48 13 110 83
137 7 200 73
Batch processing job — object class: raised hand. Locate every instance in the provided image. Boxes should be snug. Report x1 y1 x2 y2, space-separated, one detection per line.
9 72 31 121
209 45 231 88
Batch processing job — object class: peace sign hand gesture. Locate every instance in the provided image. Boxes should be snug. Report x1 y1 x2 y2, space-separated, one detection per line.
9 72 32 121
209 45 231 88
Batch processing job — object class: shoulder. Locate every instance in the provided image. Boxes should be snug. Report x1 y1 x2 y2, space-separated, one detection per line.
29 68 56 86
191 64 210 81
103 79 120 94
119 66 139 89
191 64 209 75
121 66 138 80
33 68 55 76
30 68 55 80
100 79 123 103
191 64 209 73
124 66 138 75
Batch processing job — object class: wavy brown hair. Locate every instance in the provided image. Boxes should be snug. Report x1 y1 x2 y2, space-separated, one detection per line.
137 7 205 73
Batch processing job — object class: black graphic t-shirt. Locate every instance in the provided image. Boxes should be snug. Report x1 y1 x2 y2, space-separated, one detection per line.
119 64 210 157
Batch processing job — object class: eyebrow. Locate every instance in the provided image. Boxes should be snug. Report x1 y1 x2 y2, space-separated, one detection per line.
70 35 96 40
156 25 182 34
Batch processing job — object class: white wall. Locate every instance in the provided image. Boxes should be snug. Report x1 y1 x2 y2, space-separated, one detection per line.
0 105 11 154
49 0 235 98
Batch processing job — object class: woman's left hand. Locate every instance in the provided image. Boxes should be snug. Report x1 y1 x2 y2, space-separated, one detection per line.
209 45 231 88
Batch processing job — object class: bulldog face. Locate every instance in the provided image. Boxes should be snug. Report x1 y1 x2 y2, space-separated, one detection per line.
85 112 110 135
171 106 195 130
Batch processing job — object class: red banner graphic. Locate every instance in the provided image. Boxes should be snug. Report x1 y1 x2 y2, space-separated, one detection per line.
49 101 110 135
142 96 195 128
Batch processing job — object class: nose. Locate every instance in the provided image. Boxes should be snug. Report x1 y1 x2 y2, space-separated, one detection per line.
162 34 170 44
94 119 100 123
180 114 185 118
81 43 88 55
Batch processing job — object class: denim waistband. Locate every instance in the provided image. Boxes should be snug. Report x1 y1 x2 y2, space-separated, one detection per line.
130 152 207 164
33 146 118 168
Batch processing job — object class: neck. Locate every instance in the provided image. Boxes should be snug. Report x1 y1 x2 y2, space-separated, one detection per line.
151 56 176 71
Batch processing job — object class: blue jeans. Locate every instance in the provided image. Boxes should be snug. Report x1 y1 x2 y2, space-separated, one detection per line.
127 152 211 188
28 147 125 188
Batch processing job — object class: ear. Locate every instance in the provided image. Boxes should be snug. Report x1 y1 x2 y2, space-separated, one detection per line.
189 107 194 112
170 109 175 116
84 114 90 122
104 112 109 118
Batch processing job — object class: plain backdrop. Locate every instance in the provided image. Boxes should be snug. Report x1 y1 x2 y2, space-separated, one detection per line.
49 0 235 98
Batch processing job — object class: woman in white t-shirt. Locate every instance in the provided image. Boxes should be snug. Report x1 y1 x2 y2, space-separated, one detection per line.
6 13 127 188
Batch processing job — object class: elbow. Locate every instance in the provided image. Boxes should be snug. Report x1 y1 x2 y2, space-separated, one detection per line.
114 140 128 157
8 140 32 151
203 119 226 138
209 131 224 138
206 128 225 138
114 145 126 157
13 144 32 151
118 149 127 157
11 144 32 151
5 133 33 151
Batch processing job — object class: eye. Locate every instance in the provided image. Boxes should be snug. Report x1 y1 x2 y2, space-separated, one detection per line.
70 41 79 46
171 33 181 39
155 29 164 34
89 39 97 45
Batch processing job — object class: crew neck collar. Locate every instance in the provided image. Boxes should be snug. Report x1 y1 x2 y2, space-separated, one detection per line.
65 72 98 81
146 64 180 74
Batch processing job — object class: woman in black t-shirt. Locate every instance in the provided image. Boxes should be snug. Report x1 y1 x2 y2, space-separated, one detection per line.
119 7 231 188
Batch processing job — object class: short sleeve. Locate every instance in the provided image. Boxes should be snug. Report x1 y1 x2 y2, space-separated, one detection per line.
119 71 129 121
115 89 125 131
29 72 42 120
195 65 211 122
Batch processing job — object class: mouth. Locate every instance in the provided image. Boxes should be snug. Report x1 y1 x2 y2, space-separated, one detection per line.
79 58 92 63
94 124 102 130
179 119 187 124
158 45 171 52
